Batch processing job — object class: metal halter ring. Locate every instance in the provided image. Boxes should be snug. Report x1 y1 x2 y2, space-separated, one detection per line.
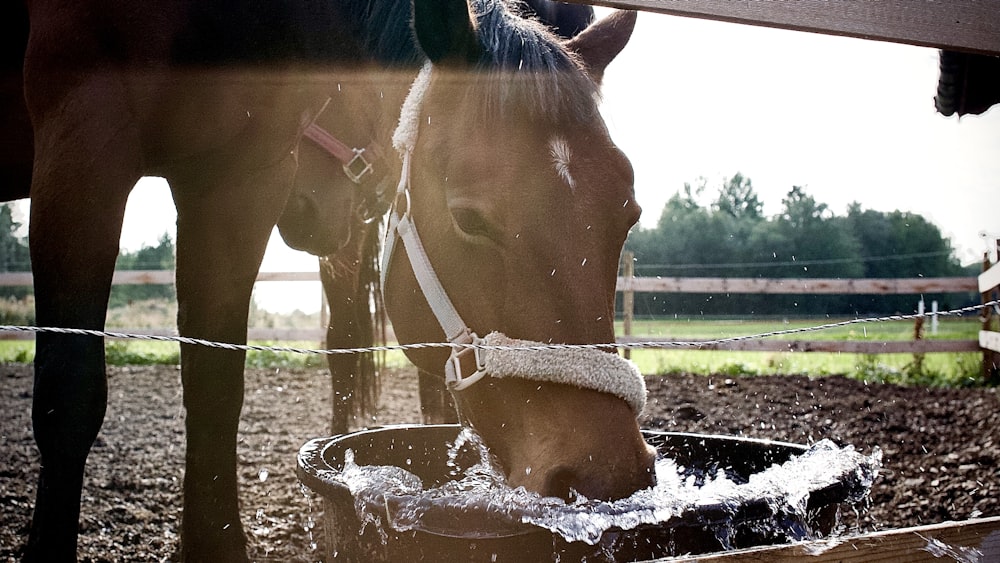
343 149 374 184
394 187 412 220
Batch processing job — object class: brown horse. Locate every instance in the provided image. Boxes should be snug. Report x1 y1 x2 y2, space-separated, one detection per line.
275 80 391 434
279 0 598 435
8 0 651 560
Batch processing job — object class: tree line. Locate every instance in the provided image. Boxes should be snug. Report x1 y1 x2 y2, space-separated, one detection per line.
624 174 978 317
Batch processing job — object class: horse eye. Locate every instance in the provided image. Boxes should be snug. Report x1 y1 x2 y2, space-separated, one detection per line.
451 207 494 240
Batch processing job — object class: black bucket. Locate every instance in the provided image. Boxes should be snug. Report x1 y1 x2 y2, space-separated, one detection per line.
297 424 870 561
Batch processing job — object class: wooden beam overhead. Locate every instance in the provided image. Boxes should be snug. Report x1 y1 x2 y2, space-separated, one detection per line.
573 0 1000 55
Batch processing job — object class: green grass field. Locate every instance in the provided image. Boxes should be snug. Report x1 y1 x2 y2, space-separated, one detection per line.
0 316 986 387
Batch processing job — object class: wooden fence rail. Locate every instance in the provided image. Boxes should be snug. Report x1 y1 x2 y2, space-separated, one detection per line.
0 270 331 342
0 271 981 293
0 271 985 358
574 0 1000 55
617 276 977 295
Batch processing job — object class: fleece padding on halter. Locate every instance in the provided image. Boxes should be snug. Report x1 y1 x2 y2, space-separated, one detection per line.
392 61 433 155
479 332 647 416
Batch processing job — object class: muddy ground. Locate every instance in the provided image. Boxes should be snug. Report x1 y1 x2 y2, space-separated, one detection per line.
1 363 998 561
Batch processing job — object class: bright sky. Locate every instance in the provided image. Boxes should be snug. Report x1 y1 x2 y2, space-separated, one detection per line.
11 9 1000 313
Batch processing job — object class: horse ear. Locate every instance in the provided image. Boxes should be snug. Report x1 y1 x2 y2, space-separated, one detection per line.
565 10 637 84
412 0 484 65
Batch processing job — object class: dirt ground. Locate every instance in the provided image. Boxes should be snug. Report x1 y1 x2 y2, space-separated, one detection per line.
1 363 998 561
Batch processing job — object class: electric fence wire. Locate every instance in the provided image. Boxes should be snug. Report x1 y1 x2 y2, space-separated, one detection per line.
1 300 996 356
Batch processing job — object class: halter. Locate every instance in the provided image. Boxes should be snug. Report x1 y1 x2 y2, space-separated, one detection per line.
301 98 381 185
301 99 390 224
380 63 646 415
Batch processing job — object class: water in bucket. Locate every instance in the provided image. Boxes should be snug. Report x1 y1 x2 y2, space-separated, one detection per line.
299 425 881 560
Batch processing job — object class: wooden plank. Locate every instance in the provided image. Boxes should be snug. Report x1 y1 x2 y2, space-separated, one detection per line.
662 516 1000 562
0 270 323 287
617 276 978 295
111 270 174 285
979 261 1000 293
1 272 977 293
981 330 1000 354
579 0 1000 55
617 337 980 354
247 328 324 342
0 272 33 287
0 328 326 343
254 271 320 283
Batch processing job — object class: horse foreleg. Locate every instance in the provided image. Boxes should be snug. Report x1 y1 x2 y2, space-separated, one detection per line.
326 344 355 435
321 255 364 435
23 84 139 560
170 159 293 562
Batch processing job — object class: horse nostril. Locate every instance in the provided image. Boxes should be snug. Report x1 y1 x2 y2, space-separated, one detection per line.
545 468 579 502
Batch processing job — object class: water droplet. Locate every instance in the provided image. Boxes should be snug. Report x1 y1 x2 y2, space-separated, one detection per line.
258 468 269 482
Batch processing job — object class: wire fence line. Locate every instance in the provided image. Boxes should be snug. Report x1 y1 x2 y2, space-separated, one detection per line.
1 300 995 357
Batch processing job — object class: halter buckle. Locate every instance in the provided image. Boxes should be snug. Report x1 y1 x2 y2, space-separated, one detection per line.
446 332 487 391
343 148 374 184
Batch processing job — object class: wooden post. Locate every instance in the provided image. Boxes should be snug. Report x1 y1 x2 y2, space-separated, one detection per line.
912 298 925 374
984 241 1000 384
622 251 634 360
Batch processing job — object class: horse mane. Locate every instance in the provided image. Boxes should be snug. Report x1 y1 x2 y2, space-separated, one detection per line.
470 0 599 124
343 0 600 124
339 0 421 66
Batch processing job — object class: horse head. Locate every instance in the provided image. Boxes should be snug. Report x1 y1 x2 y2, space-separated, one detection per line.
275 88 392 256
383 1 655 502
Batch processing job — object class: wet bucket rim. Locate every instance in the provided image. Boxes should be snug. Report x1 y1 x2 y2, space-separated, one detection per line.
295 424 859 540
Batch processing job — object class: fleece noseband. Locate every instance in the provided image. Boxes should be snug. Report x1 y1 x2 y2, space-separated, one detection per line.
380 62 646 415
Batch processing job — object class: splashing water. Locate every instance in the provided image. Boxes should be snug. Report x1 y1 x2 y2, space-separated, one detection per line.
314 427 881 548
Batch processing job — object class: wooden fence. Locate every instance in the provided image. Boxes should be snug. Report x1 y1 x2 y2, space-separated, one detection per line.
616 253 983 357
0 270 330 342
0 269 985 356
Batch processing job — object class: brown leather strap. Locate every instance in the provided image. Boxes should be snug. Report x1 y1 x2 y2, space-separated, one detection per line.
302 123 382 184
303 122 356 164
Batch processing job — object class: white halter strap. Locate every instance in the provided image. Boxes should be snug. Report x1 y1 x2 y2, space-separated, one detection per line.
380 62 646 414
381 63 487 389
